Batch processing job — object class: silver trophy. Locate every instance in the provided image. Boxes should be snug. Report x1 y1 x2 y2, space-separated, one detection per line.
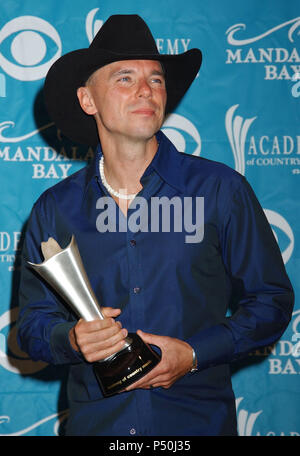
28 235 160 396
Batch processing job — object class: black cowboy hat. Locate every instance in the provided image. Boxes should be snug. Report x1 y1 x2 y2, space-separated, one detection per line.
44 14 202 147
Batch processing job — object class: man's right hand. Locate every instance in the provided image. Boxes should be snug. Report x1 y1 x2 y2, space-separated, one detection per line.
69 307 128 362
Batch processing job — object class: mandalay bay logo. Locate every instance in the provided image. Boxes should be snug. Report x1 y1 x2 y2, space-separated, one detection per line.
235 316 300 435
225 17 300 80
249 310 300 376
0 111 201 180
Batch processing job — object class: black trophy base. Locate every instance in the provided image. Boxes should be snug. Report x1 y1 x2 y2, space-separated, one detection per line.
93 332 161 397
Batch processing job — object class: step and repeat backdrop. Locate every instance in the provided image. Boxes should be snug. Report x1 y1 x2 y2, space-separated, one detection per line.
0 0 299 436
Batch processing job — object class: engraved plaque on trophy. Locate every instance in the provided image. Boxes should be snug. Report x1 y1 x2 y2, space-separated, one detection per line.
28 235 160 397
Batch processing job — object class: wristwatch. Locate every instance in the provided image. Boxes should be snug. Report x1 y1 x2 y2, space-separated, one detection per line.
190 348 198 373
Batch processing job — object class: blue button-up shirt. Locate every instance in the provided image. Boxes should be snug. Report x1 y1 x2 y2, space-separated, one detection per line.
17 131 294 436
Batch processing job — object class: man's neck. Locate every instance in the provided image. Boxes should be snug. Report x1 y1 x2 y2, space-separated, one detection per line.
100 134 158 195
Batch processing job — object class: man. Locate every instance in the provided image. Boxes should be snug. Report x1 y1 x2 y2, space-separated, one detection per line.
17 15 294 436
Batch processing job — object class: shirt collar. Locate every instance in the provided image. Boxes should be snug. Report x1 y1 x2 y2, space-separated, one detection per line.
142 130 185 193
84 130 186 195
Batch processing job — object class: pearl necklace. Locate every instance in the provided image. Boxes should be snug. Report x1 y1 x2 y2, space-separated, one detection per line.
99 156 137 200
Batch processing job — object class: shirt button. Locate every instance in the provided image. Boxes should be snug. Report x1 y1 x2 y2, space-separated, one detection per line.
130 239 136 247
130 428 136 435
133 287 141 294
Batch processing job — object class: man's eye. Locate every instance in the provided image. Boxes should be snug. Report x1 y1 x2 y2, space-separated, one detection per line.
118 76 130 82
152 78 164 84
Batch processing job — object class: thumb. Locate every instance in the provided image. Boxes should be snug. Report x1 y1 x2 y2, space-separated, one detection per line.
101 306 122 318
137 329 162 347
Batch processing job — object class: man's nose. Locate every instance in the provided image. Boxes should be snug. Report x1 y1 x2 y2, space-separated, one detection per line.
137 79 152 98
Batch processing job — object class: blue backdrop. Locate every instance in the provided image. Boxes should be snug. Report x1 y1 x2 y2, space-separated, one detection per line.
0 0 299 436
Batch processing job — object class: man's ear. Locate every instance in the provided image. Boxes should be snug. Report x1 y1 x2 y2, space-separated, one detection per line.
77 87 97 115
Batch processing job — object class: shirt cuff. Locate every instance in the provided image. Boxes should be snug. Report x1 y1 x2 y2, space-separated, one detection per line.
186 323 235 371
50 321 85 364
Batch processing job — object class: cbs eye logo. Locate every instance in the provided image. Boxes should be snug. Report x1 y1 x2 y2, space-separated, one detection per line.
0 15 62 83
162 113 201 157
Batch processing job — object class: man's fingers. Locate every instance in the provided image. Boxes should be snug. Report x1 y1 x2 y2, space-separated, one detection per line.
125 356 165 391
75 320 125 344
83 337 127 363
101 307 122 318
125 332 193 391
77 323 128 362
137 329 164 349
72 309 128 362
75 317 119 335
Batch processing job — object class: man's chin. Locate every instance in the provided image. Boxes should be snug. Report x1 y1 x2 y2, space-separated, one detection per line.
131 118 165 140
126 126 161 143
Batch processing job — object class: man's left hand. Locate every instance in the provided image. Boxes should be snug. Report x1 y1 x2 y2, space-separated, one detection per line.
125 329 194 391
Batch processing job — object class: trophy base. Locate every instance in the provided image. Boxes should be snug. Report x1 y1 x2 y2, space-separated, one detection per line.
93 332 161 397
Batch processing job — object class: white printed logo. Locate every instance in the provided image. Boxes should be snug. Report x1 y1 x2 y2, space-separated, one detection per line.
291 71 300 97
225 104 256 175
251 311 300 375
225 17 300 81
86 8 103 44
225 104 295 264
291 310 300 358
225 104 300 174
0 409 69 436
0 16 62 81
0 120 54 143
0 308 47 374
226 17 300 46
85 8 193 56
236 397 262 436
264 209 294 264
162 113 201 156
236 396 300 435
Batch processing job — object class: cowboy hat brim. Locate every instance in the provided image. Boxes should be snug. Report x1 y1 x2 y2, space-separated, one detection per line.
44 37 202 147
